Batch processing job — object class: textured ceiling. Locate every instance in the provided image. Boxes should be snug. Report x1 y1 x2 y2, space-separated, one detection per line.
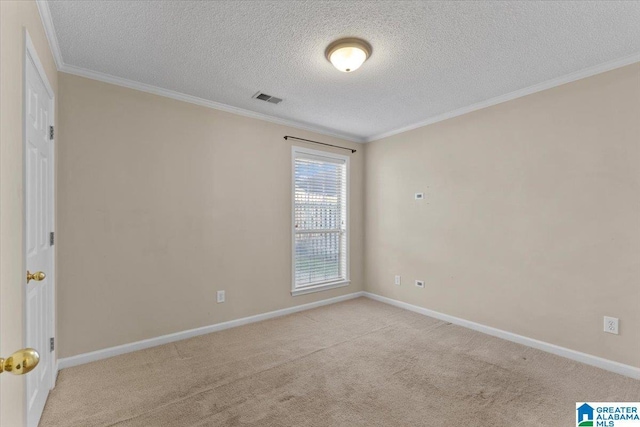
46 1 640 141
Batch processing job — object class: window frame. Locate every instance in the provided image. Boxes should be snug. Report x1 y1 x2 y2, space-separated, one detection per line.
291 146 350 296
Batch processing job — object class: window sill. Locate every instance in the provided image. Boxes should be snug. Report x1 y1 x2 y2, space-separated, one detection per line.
291 280 350 297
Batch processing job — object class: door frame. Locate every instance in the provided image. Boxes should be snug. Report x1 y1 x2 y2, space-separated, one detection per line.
22 28 57 406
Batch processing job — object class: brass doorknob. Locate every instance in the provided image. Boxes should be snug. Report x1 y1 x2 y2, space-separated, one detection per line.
0 348 39 375
26 270 46 283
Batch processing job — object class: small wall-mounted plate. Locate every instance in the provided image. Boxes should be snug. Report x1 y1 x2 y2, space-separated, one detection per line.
415 193 424 200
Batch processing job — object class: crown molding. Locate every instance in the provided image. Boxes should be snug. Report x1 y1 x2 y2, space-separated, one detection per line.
59 64 365 142
36 1 639 145
36 0 64 70
35 1 365 143
365 53 640 142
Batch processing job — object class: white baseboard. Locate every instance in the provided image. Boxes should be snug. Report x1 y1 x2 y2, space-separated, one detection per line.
53 361 59 388
58 291 364 370
56 290 640 380
363 292 640 380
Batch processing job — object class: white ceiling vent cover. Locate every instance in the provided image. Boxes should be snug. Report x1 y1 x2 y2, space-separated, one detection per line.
252 92 283 104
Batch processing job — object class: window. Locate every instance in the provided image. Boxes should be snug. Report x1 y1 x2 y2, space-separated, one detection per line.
292 147 349 296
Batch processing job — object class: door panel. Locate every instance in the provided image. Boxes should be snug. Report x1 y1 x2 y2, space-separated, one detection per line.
25 52 54 427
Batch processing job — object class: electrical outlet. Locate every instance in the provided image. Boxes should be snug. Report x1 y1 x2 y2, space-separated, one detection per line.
394 275 401 286
415 280 425 288
217 290 225 303
604 316 618 334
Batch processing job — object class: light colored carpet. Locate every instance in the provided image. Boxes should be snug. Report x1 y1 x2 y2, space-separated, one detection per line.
40 297 639 426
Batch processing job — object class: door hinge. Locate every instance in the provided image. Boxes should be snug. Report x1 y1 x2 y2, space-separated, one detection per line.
50 231 55 246
49 125 54 140
50 337 55 352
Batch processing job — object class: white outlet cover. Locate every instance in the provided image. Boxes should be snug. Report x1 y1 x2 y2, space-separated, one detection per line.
415 280 425 288
603 316 619 334
217 290 225 303
394 275 401 286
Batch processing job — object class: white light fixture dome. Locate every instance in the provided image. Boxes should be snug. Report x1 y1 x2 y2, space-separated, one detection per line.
325 38 372 73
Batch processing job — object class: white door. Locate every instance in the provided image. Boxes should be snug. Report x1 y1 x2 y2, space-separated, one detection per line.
24 36 55 427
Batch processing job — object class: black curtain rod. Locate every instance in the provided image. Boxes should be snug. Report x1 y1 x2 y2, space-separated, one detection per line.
284 136 356 153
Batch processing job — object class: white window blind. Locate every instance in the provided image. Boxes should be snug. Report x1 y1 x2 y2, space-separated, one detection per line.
292 147 349 295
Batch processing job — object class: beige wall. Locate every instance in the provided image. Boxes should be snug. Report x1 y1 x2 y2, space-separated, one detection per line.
365 64 640 368
57 73 365 358
0 1 58 426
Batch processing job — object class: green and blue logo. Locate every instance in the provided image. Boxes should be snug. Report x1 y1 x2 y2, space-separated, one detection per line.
576 402 640 427
578 403 595 426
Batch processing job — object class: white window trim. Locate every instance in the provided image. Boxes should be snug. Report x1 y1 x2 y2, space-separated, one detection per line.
291 146 350 296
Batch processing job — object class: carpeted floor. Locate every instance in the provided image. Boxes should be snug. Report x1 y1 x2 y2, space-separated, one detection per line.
40 297 639 426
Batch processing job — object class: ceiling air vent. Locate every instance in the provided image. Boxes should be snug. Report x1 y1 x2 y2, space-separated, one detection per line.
252 92 283 104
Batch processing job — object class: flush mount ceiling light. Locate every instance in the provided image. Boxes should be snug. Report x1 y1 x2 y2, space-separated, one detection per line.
325 38 372 73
